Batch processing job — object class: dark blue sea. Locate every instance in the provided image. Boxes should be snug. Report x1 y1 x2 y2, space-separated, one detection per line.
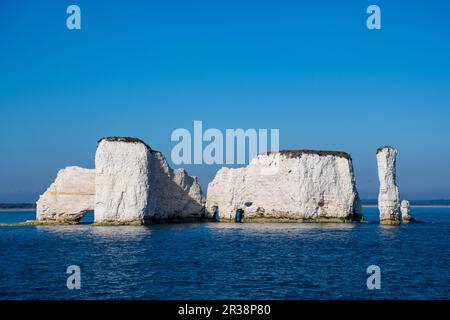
0 207 449 300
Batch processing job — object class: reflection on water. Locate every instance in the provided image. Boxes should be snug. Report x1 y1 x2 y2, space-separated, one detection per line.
207 221 358 231
378 225 402 237
205 222 358 240
36 225 153 240
88 225 153 238
3 206 450 225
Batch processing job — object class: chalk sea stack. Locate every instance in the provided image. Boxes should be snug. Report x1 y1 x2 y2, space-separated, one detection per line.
94 137 153 224
36 137 204 225
36 166 95 222
377 146 401 225
95 137 205 224
206 150 363 222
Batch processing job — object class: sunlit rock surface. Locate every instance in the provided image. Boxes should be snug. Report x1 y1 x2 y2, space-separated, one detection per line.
206 150 363 222
36 167 95 222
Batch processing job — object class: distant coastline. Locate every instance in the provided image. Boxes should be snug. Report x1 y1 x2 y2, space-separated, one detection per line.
0 203 36 211
362 205 450 208
1 201 450 212
361 199 450 206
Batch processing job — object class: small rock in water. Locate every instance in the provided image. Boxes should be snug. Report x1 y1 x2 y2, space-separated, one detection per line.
401 200 417 224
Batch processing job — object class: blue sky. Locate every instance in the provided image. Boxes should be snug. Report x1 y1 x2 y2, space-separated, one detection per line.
1 0 449 201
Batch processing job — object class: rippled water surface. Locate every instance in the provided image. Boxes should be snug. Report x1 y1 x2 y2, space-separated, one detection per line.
0 207 449 300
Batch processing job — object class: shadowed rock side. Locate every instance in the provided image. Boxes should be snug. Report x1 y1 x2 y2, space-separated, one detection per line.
377 147 401 225
36 167 95 222
149 152 204 222
206 151 363 222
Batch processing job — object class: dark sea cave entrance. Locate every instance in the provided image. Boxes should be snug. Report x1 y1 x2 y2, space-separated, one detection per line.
213 207 220 222
235 209 244 223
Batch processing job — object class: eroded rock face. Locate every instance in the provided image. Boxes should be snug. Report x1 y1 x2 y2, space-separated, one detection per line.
206 150 363 222
95 138 152 224
94 137 204 224
36 167 95 222
377 147 401 225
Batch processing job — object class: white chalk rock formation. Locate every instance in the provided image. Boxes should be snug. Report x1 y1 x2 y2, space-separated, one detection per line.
95 137 204 224
95 137 152 224
206 150 363 222
401 200 414 223
36 167 95 222
377 146 401 225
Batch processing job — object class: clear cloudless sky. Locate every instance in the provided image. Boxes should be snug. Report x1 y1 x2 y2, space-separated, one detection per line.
0 0 449 202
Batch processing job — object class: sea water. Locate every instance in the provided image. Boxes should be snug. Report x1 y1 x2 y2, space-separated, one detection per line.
0 207 449 300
